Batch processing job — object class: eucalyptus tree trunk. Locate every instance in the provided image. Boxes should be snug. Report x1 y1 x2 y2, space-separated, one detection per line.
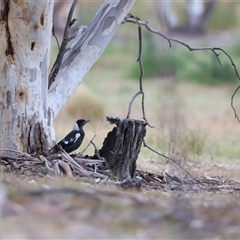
0 0 135 154
0 1 55 153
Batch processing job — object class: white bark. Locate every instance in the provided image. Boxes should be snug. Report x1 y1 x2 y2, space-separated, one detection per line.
0 1 54 152
48 0 135 118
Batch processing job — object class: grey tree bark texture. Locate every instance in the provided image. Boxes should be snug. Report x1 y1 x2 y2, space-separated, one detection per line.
100 117 147 181
0 1 55 153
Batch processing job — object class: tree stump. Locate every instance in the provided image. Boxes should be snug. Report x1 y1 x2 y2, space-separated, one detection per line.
99 117 147 181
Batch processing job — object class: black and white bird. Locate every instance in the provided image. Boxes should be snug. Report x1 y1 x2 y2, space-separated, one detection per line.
48 119 89 155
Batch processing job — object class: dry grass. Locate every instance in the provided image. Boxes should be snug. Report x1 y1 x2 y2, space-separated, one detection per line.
1 63 240 240
57 73 240 157
52 70 240 182
37 27 240 238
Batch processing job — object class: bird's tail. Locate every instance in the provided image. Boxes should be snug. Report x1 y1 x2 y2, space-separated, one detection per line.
44 145 59 156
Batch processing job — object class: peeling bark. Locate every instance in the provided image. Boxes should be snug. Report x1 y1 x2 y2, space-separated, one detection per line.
0 1 54 153
99 117 146 180
1 0 14 57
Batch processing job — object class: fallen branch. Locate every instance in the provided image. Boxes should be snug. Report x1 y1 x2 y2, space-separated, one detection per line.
61 151 106 179
143 140 195 180
75 158 104 164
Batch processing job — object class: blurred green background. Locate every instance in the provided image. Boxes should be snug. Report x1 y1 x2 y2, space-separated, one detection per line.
2 3 240 239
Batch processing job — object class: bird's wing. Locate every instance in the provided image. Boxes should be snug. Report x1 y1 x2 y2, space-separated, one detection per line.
61 132 81 146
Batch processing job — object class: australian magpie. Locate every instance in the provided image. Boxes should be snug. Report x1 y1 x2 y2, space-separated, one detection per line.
48 119 89 155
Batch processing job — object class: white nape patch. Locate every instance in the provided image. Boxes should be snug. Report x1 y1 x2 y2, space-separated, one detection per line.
73 123 80 131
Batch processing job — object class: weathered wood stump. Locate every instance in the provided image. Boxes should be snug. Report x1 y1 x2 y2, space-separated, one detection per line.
99 117 147 181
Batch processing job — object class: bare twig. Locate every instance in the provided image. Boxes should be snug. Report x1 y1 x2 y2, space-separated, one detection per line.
49 0 78 89
123 15 240 123
39 155 55 173
1 148 32 157
75 158 104 164
80 135 96 155
75 157 104 174
90 138 103 160
231 86 240 123
52 22 60 50
126 14 152 127
143 139 195 179
0 148 38 162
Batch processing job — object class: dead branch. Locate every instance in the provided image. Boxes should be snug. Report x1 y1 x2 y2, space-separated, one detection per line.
0 150 54 177
231 86 240 123
99 116 146 181
90 138 103 160
52 22 60 50
123 15 240 123
49 0 78 88
61 151 106 178
122 15 197 179
39 155 55 174
80 135 96 155
75 158 104 164
126 14 152 127
142 140 195 179
0 146 108 179
75 157 104 175
0 149 38 162
2 148 240 192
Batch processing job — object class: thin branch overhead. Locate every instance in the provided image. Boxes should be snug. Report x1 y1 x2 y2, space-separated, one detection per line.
126 14 152 127
124 14 194 178
123 14 240 124
52 23 60 50
49 0 78 89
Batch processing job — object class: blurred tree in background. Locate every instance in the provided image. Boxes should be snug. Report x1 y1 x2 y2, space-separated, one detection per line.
155 0 217 35
52 0 240 131
124 1 239 84
52 1 240 87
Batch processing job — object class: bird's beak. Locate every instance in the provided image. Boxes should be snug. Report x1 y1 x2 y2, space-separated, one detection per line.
84 120 90 125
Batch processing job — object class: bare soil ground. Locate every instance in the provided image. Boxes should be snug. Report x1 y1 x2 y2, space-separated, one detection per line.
1 171 240 239
1 143 240 239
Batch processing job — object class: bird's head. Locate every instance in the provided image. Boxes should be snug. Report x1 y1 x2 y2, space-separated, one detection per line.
73 119 90 131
